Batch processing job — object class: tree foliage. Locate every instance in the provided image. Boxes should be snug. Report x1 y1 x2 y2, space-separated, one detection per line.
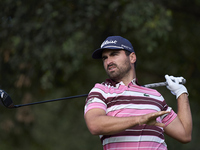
0 0 200 149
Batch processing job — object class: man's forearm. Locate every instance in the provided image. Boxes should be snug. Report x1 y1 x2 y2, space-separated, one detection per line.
177 93 192 139
85 114 140 135
85 109 169 135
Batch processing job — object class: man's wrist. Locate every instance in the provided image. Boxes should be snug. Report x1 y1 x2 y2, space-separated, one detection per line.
177 93 189 100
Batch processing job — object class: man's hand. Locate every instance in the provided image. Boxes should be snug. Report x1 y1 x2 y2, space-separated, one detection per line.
165 75 188 99
138 111 170 128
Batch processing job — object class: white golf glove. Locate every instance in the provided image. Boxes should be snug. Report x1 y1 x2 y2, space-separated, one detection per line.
165 75 188 99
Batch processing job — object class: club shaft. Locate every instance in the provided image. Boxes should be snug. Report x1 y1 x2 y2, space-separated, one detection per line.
14 94 88 108
144 79 186 88
10 80 186 108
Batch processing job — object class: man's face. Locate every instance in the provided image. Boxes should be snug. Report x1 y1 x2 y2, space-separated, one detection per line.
102 49 132 82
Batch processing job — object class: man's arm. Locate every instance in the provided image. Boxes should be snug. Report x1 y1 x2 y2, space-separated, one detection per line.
84 108 169 135
164 94 192 143
164 75 192 143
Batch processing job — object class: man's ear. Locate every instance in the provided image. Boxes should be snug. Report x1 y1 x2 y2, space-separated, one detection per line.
129 52 136 64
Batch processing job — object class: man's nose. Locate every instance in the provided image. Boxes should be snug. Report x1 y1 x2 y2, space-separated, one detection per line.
105 56 113 65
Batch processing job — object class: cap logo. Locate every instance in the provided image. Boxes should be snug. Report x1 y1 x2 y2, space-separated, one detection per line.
121 44 132 50
101 40 117 48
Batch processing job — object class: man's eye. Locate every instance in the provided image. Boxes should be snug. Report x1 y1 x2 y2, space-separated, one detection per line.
102 57 107 61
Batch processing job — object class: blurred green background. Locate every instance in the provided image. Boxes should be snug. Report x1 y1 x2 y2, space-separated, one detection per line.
0 0 199 149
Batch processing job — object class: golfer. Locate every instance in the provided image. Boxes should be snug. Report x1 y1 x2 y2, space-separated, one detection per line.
84 36 192 150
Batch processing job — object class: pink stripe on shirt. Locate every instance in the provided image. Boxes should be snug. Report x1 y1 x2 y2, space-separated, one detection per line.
103 141 167 150
94 83 162 96
107 108 157 117
84 102 106 114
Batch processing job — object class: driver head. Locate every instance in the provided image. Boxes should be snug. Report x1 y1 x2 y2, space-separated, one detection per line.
0 89 14 108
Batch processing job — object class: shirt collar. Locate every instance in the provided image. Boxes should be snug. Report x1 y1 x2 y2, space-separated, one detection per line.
104 78 137 87
118 78 137 86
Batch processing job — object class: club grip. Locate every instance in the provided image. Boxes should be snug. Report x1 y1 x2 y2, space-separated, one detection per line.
144 78 186 88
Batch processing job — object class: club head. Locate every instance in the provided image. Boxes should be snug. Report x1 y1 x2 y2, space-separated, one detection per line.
0 89 14 108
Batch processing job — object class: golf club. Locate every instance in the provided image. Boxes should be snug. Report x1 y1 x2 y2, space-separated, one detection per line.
0 79 186 109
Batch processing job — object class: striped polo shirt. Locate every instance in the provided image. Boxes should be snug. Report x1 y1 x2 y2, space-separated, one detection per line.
84 79 177 150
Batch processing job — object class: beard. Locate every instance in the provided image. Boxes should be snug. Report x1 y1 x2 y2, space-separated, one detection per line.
105 58 132 82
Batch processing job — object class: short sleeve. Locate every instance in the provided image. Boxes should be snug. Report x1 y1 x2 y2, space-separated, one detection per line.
161 106 177 126
84 84 107 115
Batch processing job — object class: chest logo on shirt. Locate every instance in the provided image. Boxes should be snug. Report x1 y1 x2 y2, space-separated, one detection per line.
144 93 150 97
